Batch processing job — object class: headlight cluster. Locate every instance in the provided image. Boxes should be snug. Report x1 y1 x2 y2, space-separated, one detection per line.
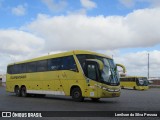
94 84 120 92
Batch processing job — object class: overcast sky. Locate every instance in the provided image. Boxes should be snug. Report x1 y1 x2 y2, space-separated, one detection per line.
0 0 160 77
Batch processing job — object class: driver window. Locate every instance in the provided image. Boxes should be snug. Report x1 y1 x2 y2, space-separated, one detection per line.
87 64 97 80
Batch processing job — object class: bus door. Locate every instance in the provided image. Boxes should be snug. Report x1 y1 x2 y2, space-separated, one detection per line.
84 61 101 98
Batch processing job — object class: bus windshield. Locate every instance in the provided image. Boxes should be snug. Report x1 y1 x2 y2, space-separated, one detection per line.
137 77 149 86
77 54 119 85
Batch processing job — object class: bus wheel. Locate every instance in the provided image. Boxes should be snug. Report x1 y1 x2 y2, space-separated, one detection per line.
21 86 27 97
91 98 100 102
15 86 21 97
71 87 84 102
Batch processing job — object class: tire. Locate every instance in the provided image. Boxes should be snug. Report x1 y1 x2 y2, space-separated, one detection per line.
21 86 27 97
133 86 136 90
91 98 100 102
71 87 84 102
15 86 21 97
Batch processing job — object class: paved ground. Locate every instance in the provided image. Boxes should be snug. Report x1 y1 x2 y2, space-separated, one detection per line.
0 86 159 120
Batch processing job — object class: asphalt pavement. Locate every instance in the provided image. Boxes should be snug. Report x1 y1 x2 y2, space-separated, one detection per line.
0 86 159 120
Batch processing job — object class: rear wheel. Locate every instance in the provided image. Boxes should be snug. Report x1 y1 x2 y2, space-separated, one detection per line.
15 86 21 97
21 86 27 97
71 87 84 102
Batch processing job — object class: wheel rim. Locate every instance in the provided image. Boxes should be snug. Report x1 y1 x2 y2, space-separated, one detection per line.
74 91 80 98
15 88 19 95
21 88 26 96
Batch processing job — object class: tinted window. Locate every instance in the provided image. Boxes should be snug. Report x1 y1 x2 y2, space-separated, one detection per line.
21 64 27 73
13 64 21 74
7 65 13 74
61 56 77 71
37 60 48 72
48 58 61 71
27 62 37 73
48 56 77 71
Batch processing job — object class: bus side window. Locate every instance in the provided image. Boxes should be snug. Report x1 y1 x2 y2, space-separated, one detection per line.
21 64 27 73
27 62 37 73
13 64 21 74
48 58 61 71
61 56 78 72
7 65 13 74
133 78 136 82
37 60 48 72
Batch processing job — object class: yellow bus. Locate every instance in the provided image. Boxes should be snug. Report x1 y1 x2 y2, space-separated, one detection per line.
120 76 149 90
6 50 120 102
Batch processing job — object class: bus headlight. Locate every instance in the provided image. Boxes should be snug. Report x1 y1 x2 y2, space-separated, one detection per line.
107 88 120 92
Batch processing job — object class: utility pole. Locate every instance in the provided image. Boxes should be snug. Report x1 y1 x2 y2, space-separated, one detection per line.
148 53 150 79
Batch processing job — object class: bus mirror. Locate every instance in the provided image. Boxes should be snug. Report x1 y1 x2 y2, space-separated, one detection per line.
85 59 104 71
97 60 104 71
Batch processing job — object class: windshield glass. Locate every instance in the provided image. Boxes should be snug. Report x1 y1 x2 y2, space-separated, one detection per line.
138 77 149 86
76 54 119 85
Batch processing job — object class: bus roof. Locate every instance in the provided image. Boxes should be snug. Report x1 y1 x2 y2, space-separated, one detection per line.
8 50 112 65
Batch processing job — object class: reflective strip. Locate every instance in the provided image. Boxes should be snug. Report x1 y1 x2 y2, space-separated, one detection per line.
27 90 65 95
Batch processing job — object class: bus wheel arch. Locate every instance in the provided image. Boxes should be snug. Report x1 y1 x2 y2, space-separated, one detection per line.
21 85 27 97
14 85 21 97
70 86 84 102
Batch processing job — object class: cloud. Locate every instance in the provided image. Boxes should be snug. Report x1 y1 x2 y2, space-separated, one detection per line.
119 0 160 8
119 0 135 8
146 0 160 7
115 50 160 77
26 7 160 52
0 29 45 55
67 8 87 15
11 5 26 16
80 0 97 9
41 0 67 12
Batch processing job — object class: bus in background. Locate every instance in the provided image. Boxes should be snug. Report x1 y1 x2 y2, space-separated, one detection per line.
6 50 120 102
120 76 149 90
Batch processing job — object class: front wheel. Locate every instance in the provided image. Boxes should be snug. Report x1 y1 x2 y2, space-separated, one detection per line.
71 87 84 102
